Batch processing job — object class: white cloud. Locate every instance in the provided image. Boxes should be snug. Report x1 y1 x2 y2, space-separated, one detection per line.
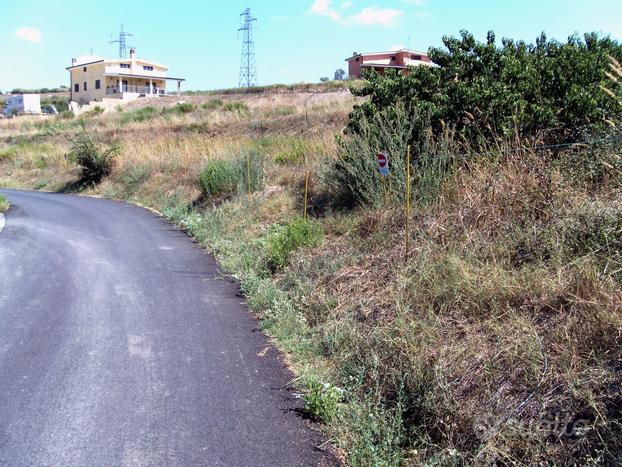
308 0 343 22
308 1 403 27
350 6 403 26
15 27 42 43
341 0 353 8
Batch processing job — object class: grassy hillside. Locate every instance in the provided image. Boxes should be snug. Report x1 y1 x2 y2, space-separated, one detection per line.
1 81 621 465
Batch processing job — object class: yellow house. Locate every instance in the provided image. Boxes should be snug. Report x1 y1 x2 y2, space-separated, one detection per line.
67 48 185 104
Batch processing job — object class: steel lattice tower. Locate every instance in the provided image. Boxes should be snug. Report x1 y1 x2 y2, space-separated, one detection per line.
109 24 134 58
238 8 257 89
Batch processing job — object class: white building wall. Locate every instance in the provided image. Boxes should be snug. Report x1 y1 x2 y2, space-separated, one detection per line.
5 94 41 116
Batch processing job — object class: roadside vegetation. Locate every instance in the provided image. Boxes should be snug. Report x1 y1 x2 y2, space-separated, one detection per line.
1 30 622 465
0 194 8 213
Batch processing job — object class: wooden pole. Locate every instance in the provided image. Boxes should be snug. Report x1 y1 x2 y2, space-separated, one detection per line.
405 145 411 259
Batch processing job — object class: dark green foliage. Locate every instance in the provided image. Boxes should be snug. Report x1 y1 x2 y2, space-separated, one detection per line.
201 99 224 110
120 164 151 189
119 106 157 124
41 95 69 113
69 130 118 183
349 31 622 145
198 151 265 198
266 218 323 269
169 102 196 114
58 110 75 120
199 160 237 197
324 106 456 208
223 101 249 113
133 105 157 121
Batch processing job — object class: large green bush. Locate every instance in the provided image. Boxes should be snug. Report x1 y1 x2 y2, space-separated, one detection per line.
266 218 323 269
349 31 622 145
199 160 237 197
324 105 457 208
199 151 265 198
69 130 118 183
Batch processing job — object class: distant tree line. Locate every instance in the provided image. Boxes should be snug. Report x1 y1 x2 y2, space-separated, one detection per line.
4 85 68 95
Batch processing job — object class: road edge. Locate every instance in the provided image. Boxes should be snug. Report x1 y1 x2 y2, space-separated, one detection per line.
0 213 5 233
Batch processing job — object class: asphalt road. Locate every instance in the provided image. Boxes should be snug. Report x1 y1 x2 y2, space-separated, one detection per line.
0 189 329 466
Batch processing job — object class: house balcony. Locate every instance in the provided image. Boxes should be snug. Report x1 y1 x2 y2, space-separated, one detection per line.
104 66 167 78
106 85 166 96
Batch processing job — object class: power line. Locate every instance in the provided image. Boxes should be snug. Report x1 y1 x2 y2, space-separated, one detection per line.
238 8 257 90
109 24 134 59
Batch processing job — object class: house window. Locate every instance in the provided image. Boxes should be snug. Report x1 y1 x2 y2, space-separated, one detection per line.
120 63 130 69
83 66 87 72
411 54 422 60
143 66 153 71
74 83 79 92
95 80 101 89
390 56 396 61
355 57 360 62
84 82 87 91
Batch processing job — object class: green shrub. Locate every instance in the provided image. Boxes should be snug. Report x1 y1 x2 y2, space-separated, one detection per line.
199 160 238 197
266 217 323 269
132 105 157 122
349 31 622 146
237 150 265 193
303 379 343 422
83 106 105 118
201 99 224 110
265 105 295 117
199 152 265 198
0 146 18 160
167 102 195 115
0 194 8 213
120 164 151 188
223 101 249 113
274 139 307 165
324 105 456 208
58 110 74 120
69 130 118 183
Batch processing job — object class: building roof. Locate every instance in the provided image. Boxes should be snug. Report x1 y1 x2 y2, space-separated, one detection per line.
66 56 169 71
345 49 429 61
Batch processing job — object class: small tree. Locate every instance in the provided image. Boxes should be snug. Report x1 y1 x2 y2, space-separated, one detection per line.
320 77 330 83
69 129 118 183
334 68 346 81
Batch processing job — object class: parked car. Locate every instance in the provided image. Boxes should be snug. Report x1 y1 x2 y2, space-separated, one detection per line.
42 105 58 115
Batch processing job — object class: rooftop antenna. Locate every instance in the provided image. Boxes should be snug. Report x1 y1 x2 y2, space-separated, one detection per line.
109 24 133 58
238 8 257 90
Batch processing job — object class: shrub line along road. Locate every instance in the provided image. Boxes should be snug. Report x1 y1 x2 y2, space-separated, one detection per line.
0 189 329 466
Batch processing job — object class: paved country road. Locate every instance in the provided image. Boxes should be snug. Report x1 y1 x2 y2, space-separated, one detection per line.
0 189 330 466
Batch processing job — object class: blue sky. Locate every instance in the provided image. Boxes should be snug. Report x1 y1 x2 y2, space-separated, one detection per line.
1 0 621 91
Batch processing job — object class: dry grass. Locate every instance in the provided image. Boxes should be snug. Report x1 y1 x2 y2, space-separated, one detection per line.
1 90 621 465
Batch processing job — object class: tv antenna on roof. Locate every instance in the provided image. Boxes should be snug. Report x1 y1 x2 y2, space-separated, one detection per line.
238 8 257 90
109 24 134 58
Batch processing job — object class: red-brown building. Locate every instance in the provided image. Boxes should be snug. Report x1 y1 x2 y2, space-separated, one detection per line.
346 49 433 78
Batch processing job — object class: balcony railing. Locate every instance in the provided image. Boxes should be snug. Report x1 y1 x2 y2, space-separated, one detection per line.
106 85 166 96
104 66 167 78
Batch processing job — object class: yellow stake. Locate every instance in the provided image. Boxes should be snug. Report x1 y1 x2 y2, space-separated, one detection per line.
304 171 310 219
383 176 389 206
405 145 411 259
